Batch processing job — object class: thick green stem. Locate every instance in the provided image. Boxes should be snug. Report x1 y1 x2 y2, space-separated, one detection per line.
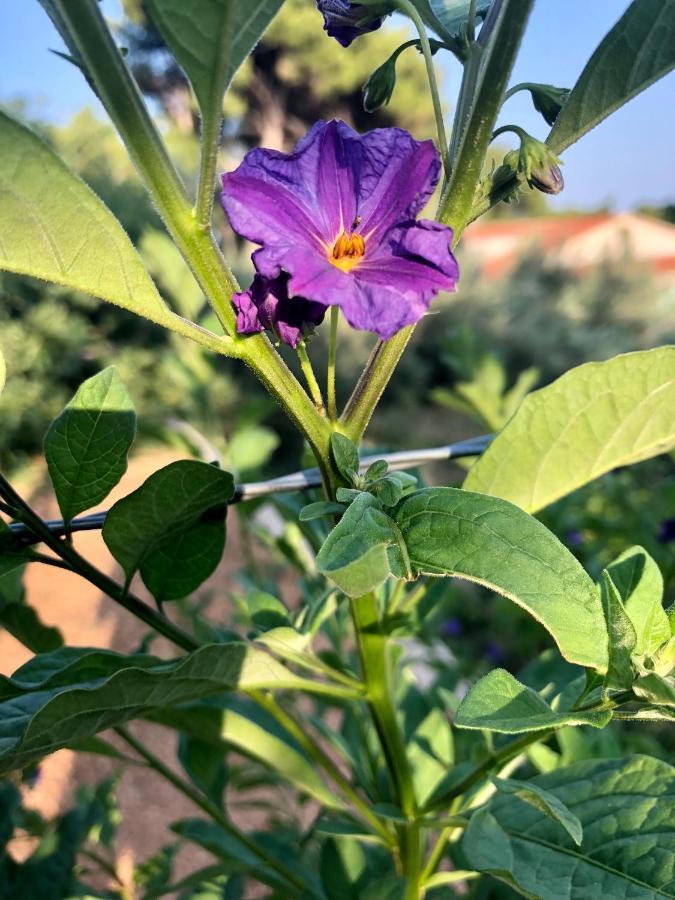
115 726 310 895
52 0 238 334
327 306 339 422
394 0 448 173
351 594 421 896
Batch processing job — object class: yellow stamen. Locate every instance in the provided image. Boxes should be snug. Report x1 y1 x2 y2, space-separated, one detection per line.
330 230 366 272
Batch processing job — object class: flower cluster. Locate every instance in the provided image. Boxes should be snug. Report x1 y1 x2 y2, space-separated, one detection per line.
221 120 459 345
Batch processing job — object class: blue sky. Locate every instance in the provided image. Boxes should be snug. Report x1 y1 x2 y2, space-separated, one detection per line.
1 1 673 211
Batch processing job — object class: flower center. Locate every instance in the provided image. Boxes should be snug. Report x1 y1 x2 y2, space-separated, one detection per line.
330 230 365 272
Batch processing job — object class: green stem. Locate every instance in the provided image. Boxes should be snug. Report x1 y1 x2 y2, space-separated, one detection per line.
340 329 414 443
394 0 449 173
327 306 339 422
114 726 310 896
297 341 326 416
251 691 395 847
0 473 199 653
438 0 535 232
351 594 421 896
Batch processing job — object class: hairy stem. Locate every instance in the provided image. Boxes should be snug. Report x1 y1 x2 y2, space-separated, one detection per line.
351 594 421 896
297 341 326 415
395 0 449 173
327 306 339 422
114 726 310 895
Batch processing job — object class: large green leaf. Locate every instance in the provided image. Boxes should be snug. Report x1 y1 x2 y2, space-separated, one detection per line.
152 700 344 810
607 546 670 658
102 460 234 596
395 488 607 670
465 348 675 514
455 669 612 734
0 644 330 776
146 0 283 131
44 367 136 523
548 0 675 153
0 110 171 326
463 755 675 898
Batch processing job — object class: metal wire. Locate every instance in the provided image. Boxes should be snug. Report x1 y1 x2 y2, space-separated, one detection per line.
6 434 493 545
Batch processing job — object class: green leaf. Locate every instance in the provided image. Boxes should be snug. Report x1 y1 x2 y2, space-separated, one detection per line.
146 0 283 131
490 775 583 845
0 348 5 397
0 110 171 327
0 567 64 653
44 367 136 523
633 673 675 707
463 755 675 898
316 493 409 598
395 488 608 670
331 433 360 482
548 0 675 153
299 501 345 522
152 700 344 811
600 572 637 690
178 734 228 807
606 546 670 658
0 523 32 578
0 643 334 776
465 348 675 513
102 460 234 595
455 669 612 733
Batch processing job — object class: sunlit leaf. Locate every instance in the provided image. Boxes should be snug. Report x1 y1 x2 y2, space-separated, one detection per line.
465 348 675 513
548 0 675 153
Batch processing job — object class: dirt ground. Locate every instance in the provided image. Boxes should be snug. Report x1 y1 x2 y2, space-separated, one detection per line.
1 449 268 897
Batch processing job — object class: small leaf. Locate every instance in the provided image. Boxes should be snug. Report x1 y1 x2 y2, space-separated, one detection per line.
316 493 408 598
606 546 670 658
44 367 136 523
463 755 675 899
395 488 608 670
178 734 228 807
331 433 360 482
0 568 64 653
455 669 612 733
146 0 284 134
490 775 583 845
102 460 234 594
465 348 675 513
365 460 389 480
0 110 172 326
0 643 333 776
633 673 675 707
299 501 345 522
600 572 636 690
548 0 675 153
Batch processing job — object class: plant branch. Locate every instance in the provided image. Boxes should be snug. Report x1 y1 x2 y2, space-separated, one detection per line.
0 473 199 653
327 307 339 422
297 341 326 415
250 691 395 847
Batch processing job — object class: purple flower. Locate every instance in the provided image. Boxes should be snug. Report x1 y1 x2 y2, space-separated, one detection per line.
233 273 326 348
316 1 389 47
221 120 459 340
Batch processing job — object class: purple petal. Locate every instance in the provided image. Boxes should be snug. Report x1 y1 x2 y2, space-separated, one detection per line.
233 274 326 348
357 130 441 241
317 1 385 47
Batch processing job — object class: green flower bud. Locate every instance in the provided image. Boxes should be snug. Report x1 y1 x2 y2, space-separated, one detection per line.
363 54 397 112
527 83 570 127
514 134 564 195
